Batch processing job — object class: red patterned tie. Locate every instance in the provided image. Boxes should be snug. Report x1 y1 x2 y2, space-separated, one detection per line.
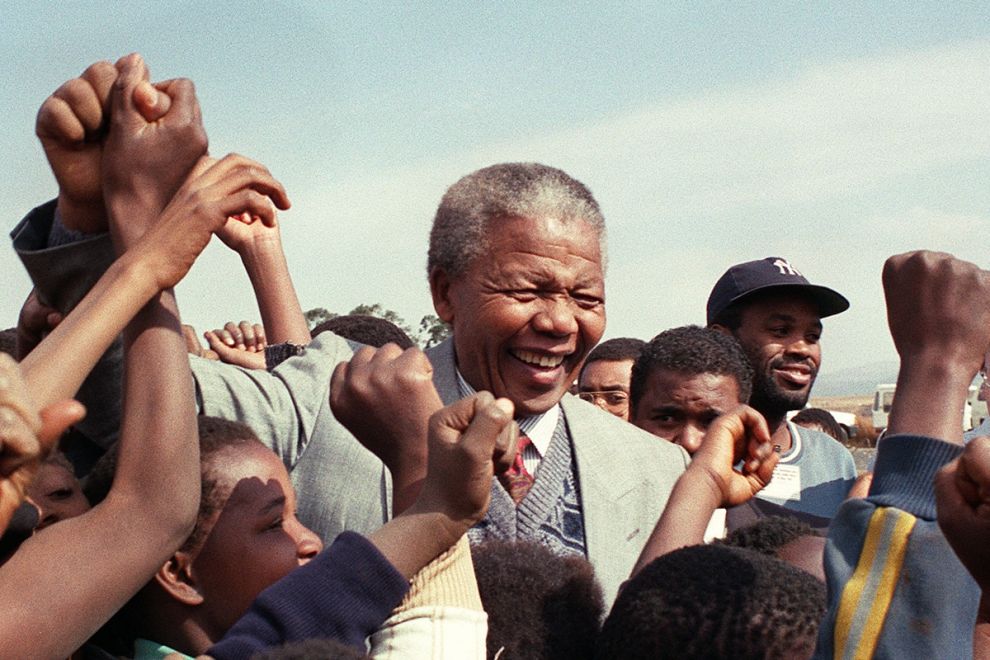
498 434 535 505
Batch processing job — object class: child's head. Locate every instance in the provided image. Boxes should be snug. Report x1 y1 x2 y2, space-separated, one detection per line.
26 450 90 530
87 416 323 653
473 540 604 660
597 544 825 660
791 407 848 443
182 418 323 636
722 515 826 582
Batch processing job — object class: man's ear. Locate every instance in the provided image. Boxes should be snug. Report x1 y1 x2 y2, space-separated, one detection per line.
429 267 455 324
709 323 732 338
154 551 204 606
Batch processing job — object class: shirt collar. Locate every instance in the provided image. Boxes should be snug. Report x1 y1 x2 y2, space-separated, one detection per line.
782 421 805 462
455 369 559 458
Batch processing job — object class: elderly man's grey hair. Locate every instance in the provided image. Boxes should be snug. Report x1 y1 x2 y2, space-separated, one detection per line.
427 162 607 278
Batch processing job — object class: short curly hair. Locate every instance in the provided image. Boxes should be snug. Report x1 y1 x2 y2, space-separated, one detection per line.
792 408 848 443
721 515 821 556
473 540 604 660
579 337 646 379
630 325 753 412
596 544 825 660
427 162 607 279
311 314 415 349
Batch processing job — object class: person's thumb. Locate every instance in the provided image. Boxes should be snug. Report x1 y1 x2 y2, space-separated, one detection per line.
37 400 86 450
133 80 172 122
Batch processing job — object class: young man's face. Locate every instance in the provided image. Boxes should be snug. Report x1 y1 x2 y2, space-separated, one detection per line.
191 443 323 637
728 294 822 417
630 369 742 454
432 215 606 416
577 359 634 420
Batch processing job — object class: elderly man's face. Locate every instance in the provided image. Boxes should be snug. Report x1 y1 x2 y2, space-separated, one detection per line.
432 215 606 416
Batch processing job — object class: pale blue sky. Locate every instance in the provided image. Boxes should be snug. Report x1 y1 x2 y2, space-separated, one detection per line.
2 2 989 387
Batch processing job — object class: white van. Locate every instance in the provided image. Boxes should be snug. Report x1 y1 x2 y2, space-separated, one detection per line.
873 382 986 432
871 384 896 433
973 381 988 428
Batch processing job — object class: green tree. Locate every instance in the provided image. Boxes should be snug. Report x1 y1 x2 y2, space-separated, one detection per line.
417 314 451 348
347 304 414 337
303 307 336 331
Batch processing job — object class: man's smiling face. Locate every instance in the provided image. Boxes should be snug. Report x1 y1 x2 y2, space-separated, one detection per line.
431 214 606 416
731 293 823 416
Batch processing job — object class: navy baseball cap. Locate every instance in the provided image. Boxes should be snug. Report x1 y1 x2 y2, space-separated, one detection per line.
706 257 849 326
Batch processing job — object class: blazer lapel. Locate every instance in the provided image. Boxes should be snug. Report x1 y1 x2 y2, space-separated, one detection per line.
426 338 462 406
562 396 652 595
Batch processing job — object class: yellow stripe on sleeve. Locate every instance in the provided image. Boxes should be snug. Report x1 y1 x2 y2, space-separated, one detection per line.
853 511 916 658
832 507 917 660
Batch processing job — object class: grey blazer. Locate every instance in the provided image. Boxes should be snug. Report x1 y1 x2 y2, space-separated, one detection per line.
428 339 690 605
195 335 688 605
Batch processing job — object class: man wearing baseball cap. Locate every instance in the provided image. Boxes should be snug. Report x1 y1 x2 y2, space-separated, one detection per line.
707 257 857 518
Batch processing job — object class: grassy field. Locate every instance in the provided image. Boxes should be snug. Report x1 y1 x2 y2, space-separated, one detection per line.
809 394 873 417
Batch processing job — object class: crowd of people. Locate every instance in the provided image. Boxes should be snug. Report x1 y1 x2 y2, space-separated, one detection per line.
1 53 988 659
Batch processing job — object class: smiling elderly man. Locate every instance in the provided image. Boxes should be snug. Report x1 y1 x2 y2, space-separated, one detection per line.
192 163 690 605
12 62 683 607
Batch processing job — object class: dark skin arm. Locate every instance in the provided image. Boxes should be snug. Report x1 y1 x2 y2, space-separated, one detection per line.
631 404 777 576
215 210 312 347
1 54 290 658
367 391 517 578
883 250 990 657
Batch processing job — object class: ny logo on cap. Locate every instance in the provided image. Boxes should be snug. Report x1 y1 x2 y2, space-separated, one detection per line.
772 258 802 277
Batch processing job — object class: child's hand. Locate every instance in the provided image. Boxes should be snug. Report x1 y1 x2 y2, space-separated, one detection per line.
408 392 518 537
687 404 778 507
936 436 990 591
102 53 208 248
205 321 267 353
0 355 84 533
129 153 290 292
203 322 267 370
35 57 170 233
15 290 62 360
217 207 283 256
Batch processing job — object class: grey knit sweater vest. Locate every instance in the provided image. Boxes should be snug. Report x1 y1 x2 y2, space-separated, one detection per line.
468 410 587 558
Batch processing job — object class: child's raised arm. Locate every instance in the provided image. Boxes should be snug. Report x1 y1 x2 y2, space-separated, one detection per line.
0 54 289 658
630 404 777 576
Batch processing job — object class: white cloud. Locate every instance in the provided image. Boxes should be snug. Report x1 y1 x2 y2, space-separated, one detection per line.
469 40 990 221
6 40 989 387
